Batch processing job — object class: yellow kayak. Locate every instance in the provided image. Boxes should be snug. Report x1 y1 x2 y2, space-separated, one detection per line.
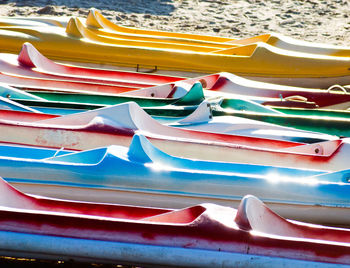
2 9 350 57
86 9 350 58
1 17 350 88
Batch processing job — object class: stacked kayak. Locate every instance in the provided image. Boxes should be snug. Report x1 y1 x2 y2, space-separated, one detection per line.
1 133 350 226
3 9 350 57
2 178 350 267
0 102 349 171
1 9 350 268
2 44 350 136
1 12 350 87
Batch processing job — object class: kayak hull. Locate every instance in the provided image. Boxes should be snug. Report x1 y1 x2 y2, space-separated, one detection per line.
10 181 350 227
1 178 350 266
0 134 348 226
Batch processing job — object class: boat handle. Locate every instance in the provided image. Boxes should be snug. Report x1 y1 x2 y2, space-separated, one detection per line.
43 147 65 160
312 144 323 155
327 84 348 94
283 95 308 102
136 64 158 73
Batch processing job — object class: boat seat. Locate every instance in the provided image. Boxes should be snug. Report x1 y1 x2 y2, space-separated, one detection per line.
175 100 211 125
38 102 145 129
0 176 43 210
127 134 173 164
235 195 302 236
18 41 53 69
86 8 234 43
38 102 185 138
235 195 350 243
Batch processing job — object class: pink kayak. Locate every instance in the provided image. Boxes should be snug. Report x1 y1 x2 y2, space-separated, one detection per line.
18 42 183 86
0 44 187 97
199 72 350 110
1 177 350 267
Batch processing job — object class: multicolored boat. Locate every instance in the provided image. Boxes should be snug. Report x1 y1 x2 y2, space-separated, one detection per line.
3 43 350 109
2 43 350 111
2 9 350 268
212 99 350 136
1 134 350 225
0 95 337 143
202 72 350 109
0 102 347 171
1 17 350 87
4 80 350 137
1 178 350 266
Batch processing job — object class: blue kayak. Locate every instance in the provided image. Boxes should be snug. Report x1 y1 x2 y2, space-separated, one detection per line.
2 134 350 226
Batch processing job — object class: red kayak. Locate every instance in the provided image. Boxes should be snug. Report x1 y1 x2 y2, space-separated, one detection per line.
1 177 350 267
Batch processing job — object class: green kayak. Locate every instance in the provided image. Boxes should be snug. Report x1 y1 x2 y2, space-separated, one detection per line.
4 83 350 136
213 98 350 136
16 93 350 137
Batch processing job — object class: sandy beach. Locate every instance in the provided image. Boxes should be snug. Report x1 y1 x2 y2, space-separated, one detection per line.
0 0 349 46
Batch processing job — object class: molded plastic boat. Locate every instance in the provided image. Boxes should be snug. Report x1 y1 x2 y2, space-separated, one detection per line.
12 42 184 88
1 179 350 266
0 54 184 95
4 79 350 137
4 80 350 136
0 83 201 116
4 51 350 118
0 93 337 144
1 18 350 87
2 134 350 225
23 82 204 107
213 98 350 136
5 44 350 107
203 72 350 108
86 8 350 58
0 101 347 171
4 9 350 58
0 54 328 109
6 43 350 105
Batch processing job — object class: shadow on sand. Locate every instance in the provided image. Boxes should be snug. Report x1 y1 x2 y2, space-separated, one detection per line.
4 0 175 16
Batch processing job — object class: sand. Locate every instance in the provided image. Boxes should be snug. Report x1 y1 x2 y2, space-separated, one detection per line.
0 0 349 46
